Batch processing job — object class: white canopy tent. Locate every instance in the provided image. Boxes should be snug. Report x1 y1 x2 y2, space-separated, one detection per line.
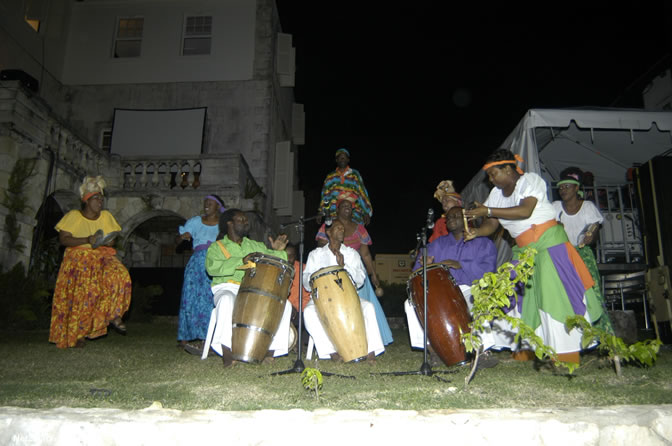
461 108 672 205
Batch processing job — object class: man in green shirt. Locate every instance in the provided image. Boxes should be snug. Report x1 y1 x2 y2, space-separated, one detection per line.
204 209 290 367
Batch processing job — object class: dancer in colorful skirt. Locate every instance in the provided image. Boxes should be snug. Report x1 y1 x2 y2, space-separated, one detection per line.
552 167 613 333
464 150 603 364
49 176 132 348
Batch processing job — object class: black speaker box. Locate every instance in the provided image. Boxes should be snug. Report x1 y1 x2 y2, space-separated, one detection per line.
0 69 39 92
634 156 672 267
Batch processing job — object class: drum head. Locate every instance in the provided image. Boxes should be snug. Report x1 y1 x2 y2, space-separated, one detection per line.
309 265 347 288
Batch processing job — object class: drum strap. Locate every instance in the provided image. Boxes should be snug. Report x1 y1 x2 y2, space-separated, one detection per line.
216 240 232 259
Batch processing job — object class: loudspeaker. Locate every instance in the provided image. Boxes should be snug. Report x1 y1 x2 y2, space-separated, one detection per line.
633 156 672 267
0 69 39 92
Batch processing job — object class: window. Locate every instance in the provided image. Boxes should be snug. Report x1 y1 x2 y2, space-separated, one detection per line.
99 128 112 152
182 16 212 56
114 17 144 58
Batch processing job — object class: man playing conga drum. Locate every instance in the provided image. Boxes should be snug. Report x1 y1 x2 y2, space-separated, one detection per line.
406 206 501 366
302 220 385 362
204 209 291 367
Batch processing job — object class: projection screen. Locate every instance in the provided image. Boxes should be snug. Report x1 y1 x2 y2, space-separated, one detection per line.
110 108 207 156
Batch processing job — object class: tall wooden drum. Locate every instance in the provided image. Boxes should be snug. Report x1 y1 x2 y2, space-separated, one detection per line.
232 254 294 363
407 264 472 367
309 266 368 362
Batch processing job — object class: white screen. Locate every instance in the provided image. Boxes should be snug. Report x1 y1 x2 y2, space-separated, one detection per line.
110 108 206 156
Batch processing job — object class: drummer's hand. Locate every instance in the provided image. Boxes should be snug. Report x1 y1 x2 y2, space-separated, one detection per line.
243 252 261 264
419 255 435 266
463 202 489 220
180 232 192 241
440 259 461 269
363 214 371 226
87 234 97 246
335 250 344 267
316 213 323 225
269 234 289 251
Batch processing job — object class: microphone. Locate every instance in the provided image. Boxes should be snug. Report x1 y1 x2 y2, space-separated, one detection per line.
426 208 435 229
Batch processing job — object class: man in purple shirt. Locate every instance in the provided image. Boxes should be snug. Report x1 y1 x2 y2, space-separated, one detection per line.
406 206 500 365
413 206 497 286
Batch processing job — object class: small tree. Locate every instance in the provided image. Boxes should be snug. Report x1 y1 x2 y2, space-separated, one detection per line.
565 315 661 377
462 247 578 386
463 247 662 385
301 367 323 400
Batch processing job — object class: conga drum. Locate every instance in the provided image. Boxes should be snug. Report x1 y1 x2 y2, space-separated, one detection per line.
232 254 294 363
407 264 472 366
309 266 368 362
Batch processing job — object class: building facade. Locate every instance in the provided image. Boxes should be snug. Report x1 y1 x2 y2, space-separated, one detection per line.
0 0 304 271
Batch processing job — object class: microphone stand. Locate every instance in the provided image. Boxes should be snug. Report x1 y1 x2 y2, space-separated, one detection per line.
373 220 455 382
270 215 354 379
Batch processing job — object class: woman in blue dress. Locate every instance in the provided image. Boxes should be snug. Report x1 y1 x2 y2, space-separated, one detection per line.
177 195 225 349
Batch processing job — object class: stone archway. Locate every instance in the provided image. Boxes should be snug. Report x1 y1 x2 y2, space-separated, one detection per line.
118 209 187 269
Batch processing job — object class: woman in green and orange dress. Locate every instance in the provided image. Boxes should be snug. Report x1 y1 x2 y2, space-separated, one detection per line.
49 176 132 348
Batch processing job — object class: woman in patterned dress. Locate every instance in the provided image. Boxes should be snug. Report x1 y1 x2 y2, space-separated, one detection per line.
49 176 132 348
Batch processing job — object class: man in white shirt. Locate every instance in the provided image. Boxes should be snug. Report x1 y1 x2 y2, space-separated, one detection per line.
302 220 385 362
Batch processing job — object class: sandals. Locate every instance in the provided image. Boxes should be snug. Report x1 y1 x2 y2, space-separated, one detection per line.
109 318 127 335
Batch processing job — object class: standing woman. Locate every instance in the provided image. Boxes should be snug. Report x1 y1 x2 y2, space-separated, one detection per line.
49 176 132 348
315 192 393 345
463 150 603 364
552 167 613 333
177 195 224 350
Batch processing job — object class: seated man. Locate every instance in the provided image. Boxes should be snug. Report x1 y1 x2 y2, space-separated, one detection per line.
204 209 291 367
406 206 504 360
302 220 385 362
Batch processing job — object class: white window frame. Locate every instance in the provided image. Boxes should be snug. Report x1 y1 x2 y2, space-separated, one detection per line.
181 15 212 56
113 16 144 58
99 128 113 152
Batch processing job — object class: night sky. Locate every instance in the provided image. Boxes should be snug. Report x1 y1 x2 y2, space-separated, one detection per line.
276 2 672 254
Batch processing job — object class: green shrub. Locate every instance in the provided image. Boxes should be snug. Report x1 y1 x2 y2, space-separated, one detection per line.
0 263 52 330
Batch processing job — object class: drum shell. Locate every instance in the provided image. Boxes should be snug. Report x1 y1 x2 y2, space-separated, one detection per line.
310 265 368 362
232 255 294 363
407 264 471 366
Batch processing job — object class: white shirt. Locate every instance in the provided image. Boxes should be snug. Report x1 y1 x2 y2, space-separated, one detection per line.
302 244 367 292
484 172 557 238
552 199 604 246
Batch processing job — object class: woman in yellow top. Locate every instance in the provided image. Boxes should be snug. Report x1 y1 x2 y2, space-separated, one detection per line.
49 176 132 348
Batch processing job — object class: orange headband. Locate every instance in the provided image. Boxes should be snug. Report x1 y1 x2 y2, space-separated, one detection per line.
482 154 524 175
82 192 102 202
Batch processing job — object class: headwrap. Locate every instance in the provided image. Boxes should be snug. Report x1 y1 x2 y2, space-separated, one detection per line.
335 148 350 158
433 180 463 206
336 191 358 207
205 195 226 213
482 154 525 175
557 172 583 198
79 175 106 203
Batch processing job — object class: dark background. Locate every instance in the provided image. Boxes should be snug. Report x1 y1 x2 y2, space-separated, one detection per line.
275 2 672 254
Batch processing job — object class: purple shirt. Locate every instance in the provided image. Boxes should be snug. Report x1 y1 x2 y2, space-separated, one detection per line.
413 235 497 286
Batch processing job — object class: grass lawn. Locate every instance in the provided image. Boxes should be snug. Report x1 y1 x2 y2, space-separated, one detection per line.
1 317 671 411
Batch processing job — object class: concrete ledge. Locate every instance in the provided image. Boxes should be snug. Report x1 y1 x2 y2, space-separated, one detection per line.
1 405 671 445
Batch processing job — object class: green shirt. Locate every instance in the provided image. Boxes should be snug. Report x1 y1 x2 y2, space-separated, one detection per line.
205 235 287 287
